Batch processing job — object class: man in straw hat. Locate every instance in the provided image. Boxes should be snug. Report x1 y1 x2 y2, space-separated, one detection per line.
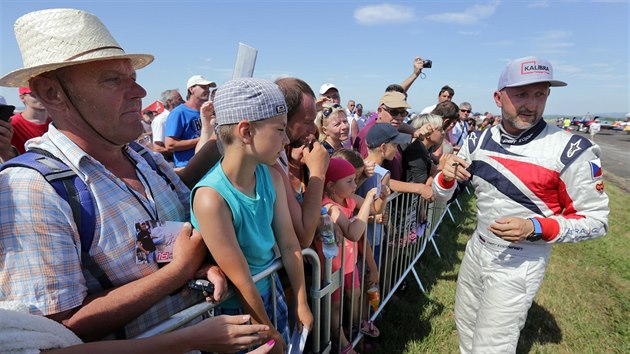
433 56 609 353
0 9 268 345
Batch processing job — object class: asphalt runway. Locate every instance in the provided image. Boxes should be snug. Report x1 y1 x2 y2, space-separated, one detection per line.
571 128 630 193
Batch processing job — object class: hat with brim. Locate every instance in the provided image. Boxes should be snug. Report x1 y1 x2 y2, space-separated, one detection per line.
0 9 153 88
379 91 411 109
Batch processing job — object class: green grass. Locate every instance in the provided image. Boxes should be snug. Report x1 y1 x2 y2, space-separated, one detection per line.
371 180 630 354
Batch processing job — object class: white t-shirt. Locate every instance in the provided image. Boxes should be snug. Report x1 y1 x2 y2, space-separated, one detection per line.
420 103 437 114
151 109 170 143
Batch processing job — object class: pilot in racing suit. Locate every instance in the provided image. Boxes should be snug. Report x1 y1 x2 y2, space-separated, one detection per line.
433 118 609 353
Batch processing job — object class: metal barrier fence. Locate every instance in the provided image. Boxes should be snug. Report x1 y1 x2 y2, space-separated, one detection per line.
134 190 465 353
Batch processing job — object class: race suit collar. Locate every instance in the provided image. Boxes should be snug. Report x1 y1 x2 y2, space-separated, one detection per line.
499 118 546 145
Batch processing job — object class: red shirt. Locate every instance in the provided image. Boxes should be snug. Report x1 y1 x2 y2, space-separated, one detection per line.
10 112 51 154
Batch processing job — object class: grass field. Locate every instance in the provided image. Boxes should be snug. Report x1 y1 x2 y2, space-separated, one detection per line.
371 178 629 354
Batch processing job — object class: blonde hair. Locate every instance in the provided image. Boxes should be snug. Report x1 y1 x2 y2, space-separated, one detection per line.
316 103 346 141
410 113 443 130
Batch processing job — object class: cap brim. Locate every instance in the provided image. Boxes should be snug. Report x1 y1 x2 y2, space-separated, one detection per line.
0 53 154 87
503 79 567 90
391 132 412 145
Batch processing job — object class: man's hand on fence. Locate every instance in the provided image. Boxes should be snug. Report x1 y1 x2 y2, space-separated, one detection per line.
416 183 434 201
487 217 534 243
193 264 227 302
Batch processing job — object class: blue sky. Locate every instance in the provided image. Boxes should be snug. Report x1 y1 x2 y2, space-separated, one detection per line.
1 0 628 116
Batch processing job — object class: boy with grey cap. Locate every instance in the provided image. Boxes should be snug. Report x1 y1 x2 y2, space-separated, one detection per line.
433 56 608 353
190 78 313 354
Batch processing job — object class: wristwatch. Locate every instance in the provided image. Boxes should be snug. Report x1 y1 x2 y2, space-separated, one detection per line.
527 218 543 242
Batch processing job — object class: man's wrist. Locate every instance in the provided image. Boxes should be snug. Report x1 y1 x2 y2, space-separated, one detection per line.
526 218 543 242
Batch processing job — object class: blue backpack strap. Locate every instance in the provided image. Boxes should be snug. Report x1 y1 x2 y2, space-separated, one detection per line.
128 141 176 191
0 149 113 290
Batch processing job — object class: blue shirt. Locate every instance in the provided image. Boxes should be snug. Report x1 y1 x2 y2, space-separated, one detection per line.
190 162 277 308
165 104 202 167
356 164 389 246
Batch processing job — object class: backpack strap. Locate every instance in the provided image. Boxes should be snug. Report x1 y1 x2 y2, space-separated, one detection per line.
128 141 176 191
0 149 113 290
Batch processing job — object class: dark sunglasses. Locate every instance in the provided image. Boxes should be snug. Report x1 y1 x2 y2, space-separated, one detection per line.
460 109 471 113
383 106 409 118
323 104 343 118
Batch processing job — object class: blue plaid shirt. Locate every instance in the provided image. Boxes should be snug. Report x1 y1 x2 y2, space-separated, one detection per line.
0 124 200 338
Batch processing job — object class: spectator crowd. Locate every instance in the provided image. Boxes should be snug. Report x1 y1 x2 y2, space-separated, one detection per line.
0 8 608 354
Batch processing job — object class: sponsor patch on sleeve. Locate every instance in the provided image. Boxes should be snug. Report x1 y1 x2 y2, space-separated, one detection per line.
589 159 603 180
596 181 605 193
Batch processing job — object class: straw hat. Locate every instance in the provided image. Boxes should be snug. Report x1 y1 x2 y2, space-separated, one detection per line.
0 8 154 87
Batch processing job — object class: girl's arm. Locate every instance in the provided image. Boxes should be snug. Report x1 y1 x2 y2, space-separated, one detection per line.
193 188 279 338
269 169 314 333
335 188 377 241
358 237 379 287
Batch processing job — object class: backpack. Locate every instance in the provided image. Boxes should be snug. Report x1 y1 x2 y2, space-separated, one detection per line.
0 142 175 289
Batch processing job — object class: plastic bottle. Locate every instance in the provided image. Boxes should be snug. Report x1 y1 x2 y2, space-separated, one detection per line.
320 207 338 259
367 286 380 311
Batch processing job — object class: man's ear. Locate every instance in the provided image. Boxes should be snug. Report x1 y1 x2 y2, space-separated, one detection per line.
29 75 66 110
493 90 503 108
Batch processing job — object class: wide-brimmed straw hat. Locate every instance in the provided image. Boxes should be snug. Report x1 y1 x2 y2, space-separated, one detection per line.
0 8 154 87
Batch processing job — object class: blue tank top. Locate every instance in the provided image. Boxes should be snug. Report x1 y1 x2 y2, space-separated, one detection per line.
190 162 277 308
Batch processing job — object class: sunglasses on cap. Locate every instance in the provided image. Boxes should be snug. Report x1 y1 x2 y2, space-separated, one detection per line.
323 104 343 118
383 106 409 118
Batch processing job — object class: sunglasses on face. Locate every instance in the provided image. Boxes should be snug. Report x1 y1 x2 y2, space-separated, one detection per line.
323 104 343 118
383 106 409 118
460 109 471 113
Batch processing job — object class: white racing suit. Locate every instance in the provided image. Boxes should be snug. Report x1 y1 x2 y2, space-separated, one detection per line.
433 119 609 353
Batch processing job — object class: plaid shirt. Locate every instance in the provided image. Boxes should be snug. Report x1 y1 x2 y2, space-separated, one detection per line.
0 124 200 338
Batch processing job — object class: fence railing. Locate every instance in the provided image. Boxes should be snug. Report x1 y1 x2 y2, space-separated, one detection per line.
134 188 469 353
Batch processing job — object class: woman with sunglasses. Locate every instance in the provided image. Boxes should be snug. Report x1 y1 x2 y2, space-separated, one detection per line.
315 103 350 155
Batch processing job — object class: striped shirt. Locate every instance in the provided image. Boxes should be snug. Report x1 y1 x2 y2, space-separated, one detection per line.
0 124 199 338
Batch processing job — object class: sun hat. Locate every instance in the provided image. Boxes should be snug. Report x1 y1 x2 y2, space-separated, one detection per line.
0 8 154 87
497 56 567 91
366 123 411 149
325 157 356 184
319 83 338 96
379 91 411 109
214 78 287 126
186 75 215 90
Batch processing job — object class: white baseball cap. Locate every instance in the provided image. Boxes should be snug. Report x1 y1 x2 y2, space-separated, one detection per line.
187 75 215 90
497 56 567 91
319 83 338 95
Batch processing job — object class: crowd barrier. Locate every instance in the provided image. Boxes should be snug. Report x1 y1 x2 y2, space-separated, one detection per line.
134 187 471 353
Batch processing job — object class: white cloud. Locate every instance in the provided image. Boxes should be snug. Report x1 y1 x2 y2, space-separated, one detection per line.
425 0 501 25
482 40 513 46
532 31 575 55
354 3 415 25
528 0 549 8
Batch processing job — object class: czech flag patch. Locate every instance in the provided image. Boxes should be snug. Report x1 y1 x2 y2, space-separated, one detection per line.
589 159 603 180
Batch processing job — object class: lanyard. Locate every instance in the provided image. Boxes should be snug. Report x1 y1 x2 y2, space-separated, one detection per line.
122 148 160 221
